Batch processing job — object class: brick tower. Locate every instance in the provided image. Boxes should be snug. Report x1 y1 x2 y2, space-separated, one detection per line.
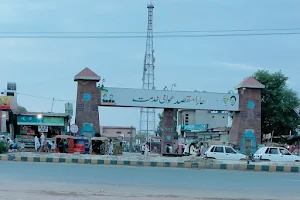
74 67 101 134
161 108 175 153
229 77 265 150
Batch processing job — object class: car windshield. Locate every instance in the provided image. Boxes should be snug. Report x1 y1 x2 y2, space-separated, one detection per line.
254 148 265 154
279 148 291 155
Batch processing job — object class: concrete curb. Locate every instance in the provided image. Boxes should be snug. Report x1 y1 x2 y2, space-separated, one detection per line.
1 155 299 173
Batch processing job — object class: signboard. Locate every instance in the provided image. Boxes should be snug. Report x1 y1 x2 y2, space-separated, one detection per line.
0 96 11 110
70 124 79 134
65 102 73 116
294 106 300 117
17 115 65 126
181 124 208 132
38 125 48 132
100 87 239 111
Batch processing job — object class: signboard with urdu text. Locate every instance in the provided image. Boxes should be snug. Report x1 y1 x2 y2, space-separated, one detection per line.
100 87 239 111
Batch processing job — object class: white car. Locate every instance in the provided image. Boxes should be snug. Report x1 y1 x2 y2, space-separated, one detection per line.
253 146 300 162
204 145 247 160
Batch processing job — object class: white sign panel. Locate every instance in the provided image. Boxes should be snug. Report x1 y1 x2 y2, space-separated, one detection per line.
100 87 239 111
38 125 48 133
70 124 79 134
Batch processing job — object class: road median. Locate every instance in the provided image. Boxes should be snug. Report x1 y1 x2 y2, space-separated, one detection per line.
1 153 299 173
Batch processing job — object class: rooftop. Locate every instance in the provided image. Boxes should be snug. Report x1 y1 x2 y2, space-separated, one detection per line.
236 77 265 89
101 126 136 129
74 67 101 81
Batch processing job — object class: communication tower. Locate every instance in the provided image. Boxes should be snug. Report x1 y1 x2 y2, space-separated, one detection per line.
139 3 156 137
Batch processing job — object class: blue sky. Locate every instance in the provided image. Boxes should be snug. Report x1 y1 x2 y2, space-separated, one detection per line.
1 0 300 130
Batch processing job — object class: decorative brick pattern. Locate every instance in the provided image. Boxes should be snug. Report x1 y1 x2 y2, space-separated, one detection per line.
75 80 100 134
229 88 262 146
161 108 175 153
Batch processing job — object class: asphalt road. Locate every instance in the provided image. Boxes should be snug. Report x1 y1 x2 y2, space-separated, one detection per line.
0 161 299 200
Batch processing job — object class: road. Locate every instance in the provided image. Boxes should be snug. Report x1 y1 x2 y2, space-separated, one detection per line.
0 161 299 200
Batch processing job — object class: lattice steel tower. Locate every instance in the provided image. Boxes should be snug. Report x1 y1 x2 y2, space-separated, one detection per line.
139 3 156 137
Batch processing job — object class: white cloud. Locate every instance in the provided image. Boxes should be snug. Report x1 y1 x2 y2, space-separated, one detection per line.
215 62 264 71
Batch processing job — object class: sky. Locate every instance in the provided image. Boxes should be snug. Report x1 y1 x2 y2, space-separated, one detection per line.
1 0 300 130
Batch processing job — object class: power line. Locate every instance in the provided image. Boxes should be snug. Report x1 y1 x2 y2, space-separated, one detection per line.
0 32 300 39
17 92 75 102
1 27 300 34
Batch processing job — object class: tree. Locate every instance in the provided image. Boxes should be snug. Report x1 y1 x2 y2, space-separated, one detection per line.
253 70 300 137
135 131 147 143
17 105 27 113
154 110 178 138
154 113 163 137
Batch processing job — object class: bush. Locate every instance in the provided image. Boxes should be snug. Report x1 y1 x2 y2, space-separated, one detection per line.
0 140 8 154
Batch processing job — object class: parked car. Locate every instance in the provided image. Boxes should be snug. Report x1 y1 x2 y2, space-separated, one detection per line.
292 149 300 156
253 146 300 162
204 145 247 160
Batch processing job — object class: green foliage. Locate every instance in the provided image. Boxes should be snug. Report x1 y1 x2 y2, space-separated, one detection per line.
135 132 147 143
253 70 300 136
17 105 27 112
155 110 178 139
154 113 163 137
0 140 8 154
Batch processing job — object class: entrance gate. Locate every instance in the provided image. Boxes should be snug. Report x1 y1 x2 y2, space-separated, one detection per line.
74 68 265 153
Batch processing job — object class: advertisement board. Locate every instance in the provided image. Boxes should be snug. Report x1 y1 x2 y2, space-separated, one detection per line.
65 102 73 116
100 87 239 111
17 115 65 126
0 96 11 110
181 124 208 132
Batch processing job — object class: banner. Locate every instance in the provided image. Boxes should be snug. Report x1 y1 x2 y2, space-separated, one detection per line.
100 87 239 111
0 96 11 110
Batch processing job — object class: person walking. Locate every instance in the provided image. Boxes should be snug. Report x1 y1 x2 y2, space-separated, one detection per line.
200 143 206 157
108 139 113 155
40 133 45 152
34 135 41 151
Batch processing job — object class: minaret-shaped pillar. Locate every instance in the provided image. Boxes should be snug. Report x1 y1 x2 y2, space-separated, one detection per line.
74 67 101 134
229 77 265 154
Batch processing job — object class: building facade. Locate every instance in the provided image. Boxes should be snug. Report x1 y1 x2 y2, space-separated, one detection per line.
100 126 136 141
177 109 229 145
177 109 228 129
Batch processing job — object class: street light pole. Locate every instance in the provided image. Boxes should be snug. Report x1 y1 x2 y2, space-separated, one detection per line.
130 126 133 153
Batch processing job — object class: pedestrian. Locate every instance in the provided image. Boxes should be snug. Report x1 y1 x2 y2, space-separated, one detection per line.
58 139 64 153
166 144 170 153
183 143 189 155
169 144 173 153
39 133 45 152
63 139 68 153
108 139 113 155
34 135 41 151
144 142 150 156
141 144 145 155
200 143 206 157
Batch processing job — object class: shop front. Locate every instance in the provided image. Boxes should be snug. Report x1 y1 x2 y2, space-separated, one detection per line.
15 113 70 148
